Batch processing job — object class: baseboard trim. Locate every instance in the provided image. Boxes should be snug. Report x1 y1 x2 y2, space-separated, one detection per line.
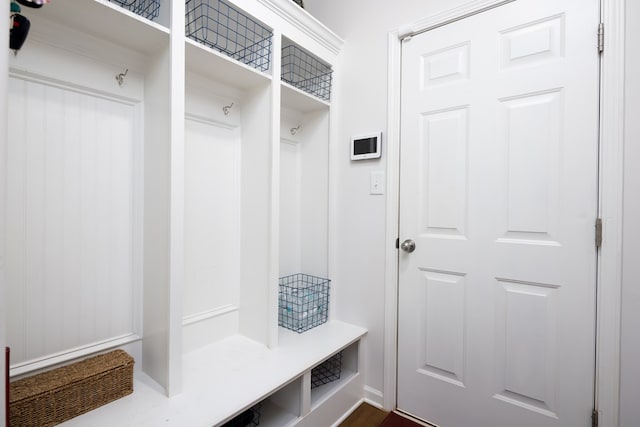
364 385 385 409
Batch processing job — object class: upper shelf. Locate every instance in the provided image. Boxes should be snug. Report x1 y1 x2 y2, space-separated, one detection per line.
281 81 330 113
185 38 273 90
26 0 170 55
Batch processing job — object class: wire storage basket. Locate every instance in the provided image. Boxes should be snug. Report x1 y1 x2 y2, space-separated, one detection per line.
185 0 272 72
311 351 342 389
221 403 262 427
279 274 330 333
281 44 332 101
108 0 160 20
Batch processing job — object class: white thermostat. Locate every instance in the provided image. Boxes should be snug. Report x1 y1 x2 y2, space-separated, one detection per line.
351 132 382 160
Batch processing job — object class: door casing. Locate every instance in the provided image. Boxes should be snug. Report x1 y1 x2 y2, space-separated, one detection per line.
383 1 625 426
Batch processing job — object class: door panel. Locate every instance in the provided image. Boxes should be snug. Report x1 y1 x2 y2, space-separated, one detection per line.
397 1 599 426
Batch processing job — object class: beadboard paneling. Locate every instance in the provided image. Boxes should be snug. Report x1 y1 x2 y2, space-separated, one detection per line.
6 76 140 368
183 118 241 324
279 139 302 276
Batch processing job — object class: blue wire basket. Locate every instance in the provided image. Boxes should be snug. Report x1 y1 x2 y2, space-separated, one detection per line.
279 274 330 333
282 44 332 101
108 0 160 21
186 0 273 72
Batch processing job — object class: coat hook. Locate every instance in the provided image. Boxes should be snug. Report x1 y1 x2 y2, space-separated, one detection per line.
290 125 301 136
115 69 128 86
222 102 234 116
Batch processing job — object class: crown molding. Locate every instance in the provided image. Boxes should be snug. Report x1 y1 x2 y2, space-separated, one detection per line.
257 0 343 56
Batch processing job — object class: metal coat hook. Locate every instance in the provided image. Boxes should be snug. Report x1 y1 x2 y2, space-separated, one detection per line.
290 125 301 136
222 102 234 116
115 69 128 86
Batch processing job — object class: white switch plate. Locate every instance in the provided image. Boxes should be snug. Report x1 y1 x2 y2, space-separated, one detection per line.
370 171 385 195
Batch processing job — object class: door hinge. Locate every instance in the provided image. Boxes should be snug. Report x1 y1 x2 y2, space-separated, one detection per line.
396 238 400 249
592 408 599 427
595 218 603 249
598 23 604 53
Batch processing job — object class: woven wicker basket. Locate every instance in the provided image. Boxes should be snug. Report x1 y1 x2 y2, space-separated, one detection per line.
9 349 134 427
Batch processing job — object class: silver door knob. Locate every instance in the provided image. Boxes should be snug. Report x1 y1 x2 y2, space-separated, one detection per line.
400 239 416 253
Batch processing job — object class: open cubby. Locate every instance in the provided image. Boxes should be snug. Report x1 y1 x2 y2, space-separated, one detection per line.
6 0 170 381
279 98 330 281
221 402 262 427
259 377 302 427
182 63 272 354
310 341 359 409
311 351 342 389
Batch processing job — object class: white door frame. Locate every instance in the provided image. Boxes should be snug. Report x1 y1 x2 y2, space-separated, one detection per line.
0 2 7 427
383 1 625 426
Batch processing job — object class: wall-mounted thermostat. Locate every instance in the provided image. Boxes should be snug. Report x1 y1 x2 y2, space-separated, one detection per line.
351 132 382 160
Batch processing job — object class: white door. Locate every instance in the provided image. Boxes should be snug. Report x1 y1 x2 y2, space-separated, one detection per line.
397 1 600 426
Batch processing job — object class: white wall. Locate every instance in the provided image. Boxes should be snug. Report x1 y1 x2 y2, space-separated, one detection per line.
619 0 640 425
304 0 468 404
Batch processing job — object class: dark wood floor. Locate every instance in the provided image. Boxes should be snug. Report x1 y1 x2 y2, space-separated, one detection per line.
339 403 388 427
339 403 429 427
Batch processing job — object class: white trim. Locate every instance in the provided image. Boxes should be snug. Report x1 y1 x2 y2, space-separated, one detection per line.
281 137 300 146
0 2 7 425
132 102 145 341
268 30 283 350
184 113 239 130
596 1 625 426
364 386 385 409
9 333 141 377
256 0 343 56
8 69 141 105
328 54 341 328
383 30 402 412
385 1 625 425
182 305 240 326
168 0 186 397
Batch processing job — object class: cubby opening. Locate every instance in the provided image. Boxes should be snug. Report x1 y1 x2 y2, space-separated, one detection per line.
6 1 171 389
310 341 359 409
182 50 272 355
279 102 330 283
259 377 302 427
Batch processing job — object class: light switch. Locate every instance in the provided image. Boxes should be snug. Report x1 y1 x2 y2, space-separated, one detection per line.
370 171 385 195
